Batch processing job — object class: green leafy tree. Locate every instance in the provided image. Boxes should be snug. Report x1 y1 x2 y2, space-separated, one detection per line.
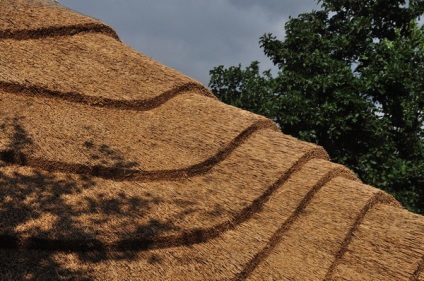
209 0 424 214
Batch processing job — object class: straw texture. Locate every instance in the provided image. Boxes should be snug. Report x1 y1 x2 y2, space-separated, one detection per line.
0 0 119 40
0 0 423 280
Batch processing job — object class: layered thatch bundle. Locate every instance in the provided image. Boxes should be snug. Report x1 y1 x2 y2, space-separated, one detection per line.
0 1 423 280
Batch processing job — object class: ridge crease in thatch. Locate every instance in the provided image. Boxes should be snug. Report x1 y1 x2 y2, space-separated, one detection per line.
0 81 216 111
0 119 276 181
324 191 401 280
0 32 203 102
0 23 120 41
234 166 359 280
412 256 424 281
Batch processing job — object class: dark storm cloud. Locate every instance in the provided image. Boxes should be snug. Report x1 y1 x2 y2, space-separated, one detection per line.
228 0 320 19
59 0 319 85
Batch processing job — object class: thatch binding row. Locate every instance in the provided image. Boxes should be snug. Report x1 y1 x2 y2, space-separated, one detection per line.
412 254 424 280
0 32 201 101
0 81 216 112
0 23 120 41
323 191 401 280
329 203 424 281
1 90 274 175
234 165 360 280
0 119 276 181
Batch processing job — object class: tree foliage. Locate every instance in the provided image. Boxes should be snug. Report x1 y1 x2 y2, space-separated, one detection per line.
209 0 424 214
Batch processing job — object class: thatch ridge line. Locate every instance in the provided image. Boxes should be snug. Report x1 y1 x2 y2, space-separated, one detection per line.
411 255 424 281
0 120 276 181
0 81 216 111
0 147 326 252
324 191 400 280
0 23 120 41
233 167 359 281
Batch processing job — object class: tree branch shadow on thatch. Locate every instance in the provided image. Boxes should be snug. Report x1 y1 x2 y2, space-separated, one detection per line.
0 117 200 280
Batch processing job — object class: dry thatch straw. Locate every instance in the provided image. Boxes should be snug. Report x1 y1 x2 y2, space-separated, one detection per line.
0 0 423 280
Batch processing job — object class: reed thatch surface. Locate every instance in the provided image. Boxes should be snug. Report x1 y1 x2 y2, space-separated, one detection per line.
0 0 423 280
0 0 119 40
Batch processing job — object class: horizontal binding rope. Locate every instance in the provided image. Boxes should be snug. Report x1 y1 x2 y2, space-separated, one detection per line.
0 120 276 181
0 23 120 41
0 147 326 253
0 81 216 111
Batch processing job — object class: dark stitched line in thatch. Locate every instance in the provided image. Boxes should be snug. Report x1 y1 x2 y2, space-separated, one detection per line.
411 255 424 281
0 81 216 111
233 167 357 281
0 147 326 252
0 120 276 182
324 191 399 281
0 23 120 41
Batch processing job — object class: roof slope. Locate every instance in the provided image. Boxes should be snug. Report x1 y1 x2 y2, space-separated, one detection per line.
0 1 423 280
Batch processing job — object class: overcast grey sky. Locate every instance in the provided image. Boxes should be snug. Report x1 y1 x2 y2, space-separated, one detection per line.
59 1 320 85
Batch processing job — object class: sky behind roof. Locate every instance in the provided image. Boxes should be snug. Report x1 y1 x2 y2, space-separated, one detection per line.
59 0 320 85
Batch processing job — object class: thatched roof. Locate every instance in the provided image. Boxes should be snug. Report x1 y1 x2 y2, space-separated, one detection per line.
0 0 423 280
